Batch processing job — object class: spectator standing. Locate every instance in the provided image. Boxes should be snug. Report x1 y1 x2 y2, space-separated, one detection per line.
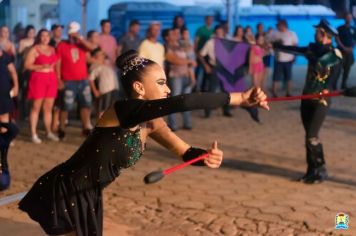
87 30 100 51
56 21 95 139
0 48 18 125
17 25 36 120
173 15 186 32
25 29 59 143
244 26 255 44
271 19 298 97
12 22 25 45
98 19 118 66
49 24 63 48
0 26 16 62
163 29 196 130
18 25 36 55
195 16 214 54
1 26 22 124
249 34 266 89
336 13 356 89
194 15 214 92
118 20 141 55
199 25 232 117
255 23 272 89
49 24 64 135
86 30 101 66
88 48 119 119
138 22 165 68
172 15 186 41
180 28 197 90
233 25 244 42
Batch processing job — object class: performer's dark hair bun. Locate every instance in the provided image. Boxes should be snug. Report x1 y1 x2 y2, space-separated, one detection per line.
116 50 139 71
116 50 156 98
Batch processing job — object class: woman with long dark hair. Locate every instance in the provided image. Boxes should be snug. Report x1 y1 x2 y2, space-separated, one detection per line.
19 50 268 235
18 25 36 55
24 29 59 143
233 25 244 42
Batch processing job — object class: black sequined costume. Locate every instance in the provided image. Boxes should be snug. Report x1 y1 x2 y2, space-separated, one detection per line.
18 92 230 236
274 42 342 183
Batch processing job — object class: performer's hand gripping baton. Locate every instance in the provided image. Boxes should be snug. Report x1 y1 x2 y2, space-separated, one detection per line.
144 153 209 184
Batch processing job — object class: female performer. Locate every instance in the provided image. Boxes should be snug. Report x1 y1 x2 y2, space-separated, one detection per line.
19 50 268 236
273 20 342 184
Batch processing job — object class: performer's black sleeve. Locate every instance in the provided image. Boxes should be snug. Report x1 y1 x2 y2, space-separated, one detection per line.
273 44 309 56
114 93 230 128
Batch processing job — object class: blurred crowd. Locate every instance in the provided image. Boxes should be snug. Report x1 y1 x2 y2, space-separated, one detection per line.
0 13 354 144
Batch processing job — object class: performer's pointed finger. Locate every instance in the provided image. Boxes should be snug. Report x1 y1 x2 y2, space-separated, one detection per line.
259 101 270 111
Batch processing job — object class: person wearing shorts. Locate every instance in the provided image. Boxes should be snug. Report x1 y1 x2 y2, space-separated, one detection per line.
56 21 95 139
25 29 59 143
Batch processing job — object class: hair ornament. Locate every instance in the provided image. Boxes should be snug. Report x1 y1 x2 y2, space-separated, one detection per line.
122 56 148 76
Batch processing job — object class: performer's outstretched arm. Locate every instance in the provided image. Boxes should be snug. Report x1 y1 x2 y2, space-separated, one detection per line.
115 89 267 128
273 44 309 56
97 88 268 128
114 92 229 128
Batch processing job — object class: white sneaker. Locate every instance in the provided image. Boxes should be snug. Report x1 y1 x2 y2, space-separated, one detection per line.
32 135 42 144
47 132 59 142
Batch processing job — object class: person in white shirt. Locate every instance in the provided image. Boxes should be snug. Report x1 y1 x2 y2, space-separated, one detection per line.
89 48 119 119
138 22 165 68
198 25 232 117
271 19 298 97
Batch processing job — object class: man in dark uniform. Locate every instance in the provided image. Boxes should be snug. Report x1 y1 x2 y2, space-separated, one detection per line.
336 13 356 89
273 19 342 184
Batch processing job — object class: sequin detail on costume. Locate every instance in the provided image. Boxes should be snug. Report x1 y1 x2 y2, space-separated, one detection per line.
123 127 143 167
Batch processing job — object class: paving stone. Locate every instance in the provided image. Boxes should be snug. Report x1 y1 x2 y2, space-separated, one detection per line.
187 211 217 225
284 212 315 223
173 201 206 210
225 207 247 218
248 212 282 223
221 224 238 235
257 221 268 234
235 218 257 232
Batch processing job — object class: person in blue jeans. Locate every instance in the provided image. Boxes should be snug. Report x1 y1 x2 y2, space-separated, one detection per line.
163 28 196 130
168 76 194 130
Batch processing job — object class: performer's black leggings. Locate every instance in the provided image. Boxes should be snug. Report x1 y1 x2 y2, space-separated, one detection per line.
300 99 329 139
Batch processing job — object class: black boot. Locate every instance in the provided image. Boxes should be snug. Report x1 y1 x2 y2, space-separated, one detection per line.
0 147 10 191
299 144 315 181
303 142 328 184
304 165 328 184
204 109 211 118
0 123 19 191
222 105 233 117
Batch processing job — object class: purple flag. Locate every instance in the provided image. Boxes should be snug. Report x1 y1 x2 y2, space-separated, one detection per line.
214 38 250 92
215 38 260 123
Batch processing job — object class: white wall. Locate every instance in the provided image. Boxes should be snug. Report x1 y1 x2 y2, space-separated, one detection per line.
59 0 252 33
10 0 58 30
